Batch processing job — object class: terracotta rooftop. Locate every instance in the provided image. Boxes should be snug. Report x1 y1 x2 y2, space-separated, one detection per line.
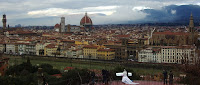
114 35 130 38
80 12 92 25
64 67 74 70
97 49 115 52
61 40 75 43
162 45 195 49
154 31 190 35
83 45 98 49
54 23 60 28
46 44 57 48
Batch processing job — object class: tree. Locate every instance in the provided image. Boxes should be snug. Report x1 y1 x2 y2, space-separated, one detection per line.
27 57 31 65
61 68 91 85
6 58 38 76
40 64 61 75
179 53 200 84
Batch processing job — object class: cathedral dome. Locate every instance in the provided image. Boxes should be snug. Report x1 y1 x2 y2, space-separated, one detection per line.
80 12 92 25
54 23 60 28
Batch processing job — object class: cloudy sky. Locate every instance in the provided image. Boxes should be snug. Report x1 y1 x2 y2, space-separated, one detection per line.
0 0 200 26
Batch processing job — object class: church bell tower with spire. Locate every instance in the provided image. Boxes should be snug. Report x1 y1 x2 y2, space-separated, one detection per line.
189 13 195 45
189 13 194 33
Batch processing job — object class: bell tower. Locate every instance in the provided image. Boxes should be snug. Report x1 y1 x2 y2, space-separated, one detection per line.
189 13 194 33
189 13 195 45
2 14 7 31
60 17 65 33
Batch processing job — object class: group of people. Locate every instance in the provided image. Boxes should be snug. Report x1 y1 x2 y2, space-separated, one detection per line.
90 69 174 85
89 69 110 85
163 70 174 85
102 69 110 84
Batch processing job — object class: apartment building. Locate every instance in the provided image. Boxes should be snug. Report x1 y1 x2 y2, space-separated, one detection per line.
138 45 197 64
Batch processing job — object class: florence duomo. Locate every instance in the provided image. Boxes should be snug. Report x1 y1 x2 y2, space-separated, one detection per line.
0 0 200 85
54 12 94 33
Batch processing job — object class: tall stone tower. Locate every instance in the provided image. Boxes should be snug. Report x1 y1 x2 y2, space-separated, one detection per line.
189 13 195 44
67 24 71 32
60 17 65 33
2 14 7 32
189 13 194 33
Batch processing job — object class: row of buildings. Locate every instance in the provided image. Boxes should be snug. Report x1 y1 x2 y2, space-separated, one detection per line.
0 40 115 60
0 13 200 65
138 45 198 64
0 37 198 64
138 13 200 64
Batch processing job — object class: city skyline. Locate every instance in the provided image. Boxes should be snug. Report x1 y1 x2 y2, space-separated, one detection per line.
1 0 200 26
0 1 200 85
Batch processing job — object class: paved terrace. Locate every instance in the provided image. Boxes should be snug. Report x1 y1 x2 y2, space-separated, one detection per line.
95 80 184 85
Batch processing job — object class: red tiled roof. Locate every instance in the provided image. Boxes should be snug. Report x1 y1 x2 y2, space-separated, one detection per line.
80 27 85 30
64 67 74 70
83 45 98 49
0 42 6 44
51 74 62 78
80 13 92 25
15 43 29 45
114 35 130 38
51 74 61 76
114 41 121 43
46 44 56 48
9 31 36 35
97 49 115 52
54 24 60 28
152 48 161 52
154 31 189 35
138 38 148 40
61 40 75 43
161 45 195 49
64 34 72 36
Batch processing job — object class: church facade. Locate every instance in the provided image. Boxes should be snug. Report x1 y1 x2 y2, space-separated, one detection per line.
150 13 199 46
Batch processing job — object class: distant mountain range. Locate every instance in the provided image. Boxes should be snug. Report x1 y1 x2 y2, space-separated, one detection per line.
126 5 200 25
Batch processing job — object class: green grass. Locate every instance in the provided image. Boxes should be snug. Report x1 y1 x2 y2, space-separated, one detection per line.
6 55 181 76
8 56 115 71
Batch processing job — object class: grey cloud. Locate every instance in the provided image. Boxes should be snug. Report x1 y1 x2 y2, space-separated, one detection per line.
0 0 200 26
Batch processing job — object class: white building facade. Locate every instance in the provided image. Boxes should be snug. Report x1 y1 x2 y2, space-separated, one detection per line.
18 44 26 55
138 47 161 63
6 43 16 54
26 44 36 55
36 42 51 56
138 45 198 64
161 46 197 64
